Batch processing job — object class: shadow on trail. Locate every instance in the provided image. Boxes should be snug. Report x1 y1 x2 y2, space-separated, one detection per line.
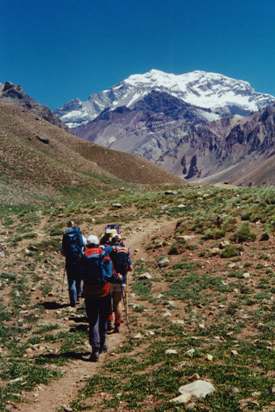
40 301 70 310
69 323 88 332
69 315 88 323
36 351 90 362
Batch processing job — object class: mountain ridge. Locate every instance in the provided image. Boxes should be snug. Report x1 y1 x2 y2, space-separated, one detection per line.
56 69 275 128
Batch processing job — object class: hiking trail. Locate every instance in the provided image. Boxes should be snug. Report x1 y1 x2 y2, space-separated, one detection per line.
17 218 175 412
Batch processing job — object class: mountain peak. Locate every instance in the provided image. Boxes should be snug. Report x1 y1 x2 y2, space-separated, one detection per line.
56 70 275 128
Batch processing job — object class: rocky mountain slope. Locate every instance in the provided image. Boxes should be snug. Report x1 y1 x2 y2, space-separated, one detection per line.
0 81 63 127
74 90 275 185
0 100 180 204
56 69 275 128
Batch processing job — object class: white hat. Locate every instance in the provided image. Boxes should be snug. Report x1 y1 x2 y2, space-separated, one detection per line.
106 228 117 236
87 234 99 246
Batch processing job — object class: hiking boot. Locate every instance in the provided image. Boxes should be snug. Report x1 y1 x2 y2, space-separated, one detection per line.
89 351 100 362
114 325 120 333
107 321 113 334
99 344 108 354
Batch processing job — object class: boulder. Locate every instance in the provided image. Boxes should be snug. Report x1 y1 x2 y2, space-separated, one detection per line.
171 380 216 404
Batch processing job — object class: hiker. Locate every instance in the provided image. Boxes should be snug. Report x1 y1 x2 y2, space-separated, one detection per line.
81 234 123 361
108 234 132 333
100 228 117 247
61 221 86 307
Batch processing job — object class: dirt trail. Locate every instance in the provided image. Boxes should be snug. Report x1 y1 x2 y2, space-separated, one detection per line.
17 218 176 412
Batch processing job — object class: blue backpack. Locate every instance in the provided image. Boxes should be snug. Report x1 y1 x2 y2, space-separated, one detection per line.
62 227 84 261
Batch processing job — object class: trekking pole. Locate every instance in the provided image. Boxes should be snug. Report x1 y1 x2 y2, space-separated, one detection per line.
61 266 66 294
121 284 131 336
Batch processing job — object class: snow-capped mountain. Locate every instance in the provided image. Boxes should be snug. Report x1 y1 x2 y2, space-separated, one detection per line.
56 69 275 128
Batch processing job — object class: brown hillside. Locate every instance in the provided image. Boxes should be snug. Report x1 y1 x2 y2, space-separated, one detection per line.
0 101 181 200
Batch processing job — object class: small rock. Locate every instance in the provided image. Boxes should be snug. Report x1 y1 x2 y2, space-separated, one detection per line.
62 406 73 412
167 300 177 308
145 330 155 336
163 310 172 318
231 349 238 357
36 135 49 144
206 354 213 361
165 190 178 195
209 247 220 256
219 240 230 249
111 203 122 209
177 204 186 209
185 348 195 358
138 272 152 280
158 256 170 268
242 272 250 279
181 235 196 241
134 333 143 340
172 319 185 325
165 349 178 355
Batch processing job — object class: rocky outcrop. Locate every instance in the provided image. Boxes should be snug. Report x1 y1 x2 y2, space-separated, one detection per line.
0 82 64 128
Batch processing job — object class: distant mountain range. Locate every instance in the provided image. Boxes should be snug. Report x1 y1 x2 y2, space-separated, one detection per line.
55 69 275 128
1 71 275 186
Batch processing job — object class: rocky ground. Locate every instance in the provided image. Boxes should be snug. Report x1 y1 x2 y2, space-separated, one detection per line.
0 184 274 411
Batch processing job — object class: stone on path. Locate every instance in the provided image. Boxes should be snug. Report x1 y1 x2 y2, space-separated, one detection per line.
171 380 216 405
158 256 170 268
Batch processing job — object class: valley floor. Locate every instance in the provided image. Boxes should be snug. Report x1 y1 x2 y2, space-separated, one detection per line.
0 185 274 411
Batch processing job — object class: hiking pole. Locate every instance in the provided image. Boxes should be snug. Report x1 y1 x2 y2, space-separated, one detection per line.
121 283 131 336
61 266 66 294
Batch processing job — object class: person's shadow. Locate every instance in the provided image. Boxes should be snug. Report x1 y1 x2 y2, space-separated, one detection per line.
36 351 90 362
40 301 70 310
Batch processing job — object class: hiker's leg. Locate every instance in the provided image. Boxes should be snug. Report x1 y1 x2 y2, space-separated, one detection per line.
99 295 112 349
107 286 114 331
85 298 100 352
67 273 77 307
75 277 82 301
112 289 122 329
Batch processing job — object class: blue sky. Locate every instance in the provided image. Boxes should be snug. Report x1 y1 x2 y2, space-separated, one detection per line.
1 0 275 108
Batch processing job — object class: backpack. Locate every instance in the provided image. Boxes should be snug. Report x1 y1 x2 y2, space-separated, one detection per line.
111 245 129 274
83 247 108 285
62 227 84 261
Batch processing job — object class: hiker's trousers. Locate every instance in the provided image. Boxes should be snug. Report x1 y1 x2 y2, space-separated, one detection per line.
85 295 111 351
66 261 82 306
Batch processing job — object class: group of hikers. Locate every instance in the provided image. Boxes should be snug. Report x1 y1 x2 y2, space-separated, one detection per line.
61 221 132 362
